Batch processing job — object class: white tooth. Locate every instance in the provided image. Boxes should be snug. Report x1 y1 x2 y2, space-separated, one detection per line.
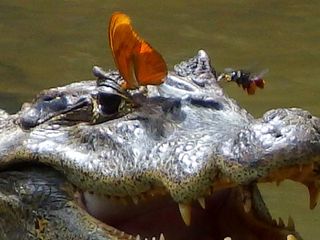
287 234 297 240
152 237 156 240
136 235 141 240
198 197 206 209
178 203 192 226
159 233 165 240
243 197 251 213
132 196 139 205
240 186 252 213
224 237 232 240
287 216 295 231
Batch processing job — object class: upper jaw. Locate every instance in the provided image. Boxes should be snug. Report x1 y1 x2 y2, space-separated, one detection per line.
222 107 320 174
254 108 320 177
9 95 320 203
18 81 98 129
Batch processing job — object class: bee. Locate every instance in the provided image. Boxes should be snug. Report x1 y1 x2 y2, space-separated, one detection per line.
218 69 266 95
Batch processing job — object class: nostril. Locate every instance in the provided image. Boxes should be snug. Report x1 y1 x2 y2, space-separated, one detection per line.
19 108 40 130
275 133 282 138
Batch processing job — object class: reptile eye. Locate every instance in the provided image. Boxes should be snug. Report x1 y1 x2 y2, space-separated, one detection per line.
97 92 123 115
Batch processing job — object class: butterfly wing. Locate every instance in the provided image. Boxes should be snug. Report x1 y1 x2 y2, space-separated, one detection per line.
108 12 167 89
108 12 139 89
133 41 167 87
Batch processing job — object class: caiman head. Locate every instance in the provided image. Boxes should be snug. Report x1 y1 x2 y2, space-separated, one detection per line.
0 51 319 240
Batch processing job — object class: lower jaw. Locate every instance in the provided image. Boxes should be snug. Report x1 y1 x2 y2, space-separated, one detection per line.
80 185 301 240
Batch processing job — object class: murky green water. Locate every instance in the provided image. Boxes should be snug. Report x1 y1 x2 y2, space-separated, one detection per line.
0 1 319 239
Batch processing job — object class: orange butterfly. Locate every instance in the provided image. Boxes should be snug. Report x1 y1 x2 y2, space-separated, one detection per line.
108 12 168 90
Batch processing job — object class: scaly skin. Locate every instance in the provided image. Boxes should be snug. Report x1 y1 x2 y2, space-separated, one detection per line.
0 50 319 239
0 166 128 240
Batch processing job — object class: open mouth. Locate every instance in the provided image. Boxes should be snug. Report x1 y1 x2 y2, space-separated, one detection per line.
78 186 297 240
74 162 320 240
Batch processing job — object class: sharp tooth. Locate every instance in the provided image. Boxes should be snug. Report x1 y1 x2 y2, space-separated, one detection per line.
178 203 192 226
224 237 232 240
132 196 139 205
136 235 141 240
159 233 165 240
243 197 252 213
198 197 206 209
287 234 297 240
240 185 252 213
307 182 319 209
278 217 285 227
287 216 295 231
